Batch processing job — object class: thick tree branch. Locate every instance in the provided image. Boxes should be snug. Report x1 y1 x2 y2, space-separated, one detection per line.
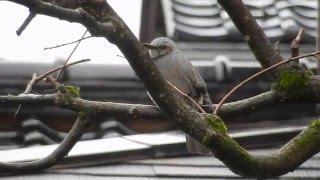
0 91 281 119
61 3 320 178
203 117 320 178
56 96 164 119
217 0 286 73
1 76 319 120
56 74 320 119
218 91 278 116
0 94 57 104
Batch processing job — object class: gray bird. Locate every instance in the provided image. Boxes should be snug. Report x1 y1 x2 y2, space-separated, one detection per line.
143 37 212 154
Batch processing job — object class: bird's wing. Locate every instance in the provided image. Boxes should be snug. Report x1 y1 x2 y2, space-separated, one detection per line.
191 69 207 91
155 54 192 95
174 52 212 106
174 53 207 92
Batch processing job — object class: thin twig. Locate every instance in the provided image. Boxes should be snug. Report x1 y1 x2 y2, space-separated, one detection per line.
23 73 38 94
116 54 126 59
17 73 38 120
213 51 320 115
55 30 88 80
16 12 36 36
44 36 93 50
166 81 205 113
17 59 88 97
291 28 304 59
36 59 90 84
45 75 60 89
14 104 22 119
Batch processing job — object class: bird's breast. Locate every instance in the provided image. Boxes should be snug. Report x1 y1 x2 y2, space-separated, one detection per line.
154 55 194 95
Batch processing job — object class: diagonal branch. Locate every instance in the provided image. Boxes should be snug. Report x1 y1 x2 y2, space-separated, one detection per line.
55 30 88 80
16 11 36 36
203 117 320 178
44 36 93 50
217 0 288 75
0 107 90 173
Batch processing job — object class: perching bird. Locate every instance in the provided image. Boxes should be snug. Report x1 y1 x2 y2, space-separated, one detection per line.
143 37 212 154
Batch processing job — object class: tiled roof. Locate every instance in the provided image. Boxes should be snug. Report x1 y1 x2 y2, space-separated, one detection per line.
163 0 316 42
2 121 320 179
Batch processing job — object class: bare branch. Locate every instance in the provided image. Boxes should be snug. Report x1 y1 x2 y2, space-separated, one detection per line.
12 59 90 95
203 116 320 178
36 59 90 84
44 35 93 50
55 30 88 80
0 110 90 173
23 73 38 94
16 11 36 36
291 28 304 60
45 75 60 89
217 91 277 116
56 90 278 120
217 0 285 72
8 0 115 37
214 51 320 115
14 104 22 119
0 94 57 104
0 84 318 122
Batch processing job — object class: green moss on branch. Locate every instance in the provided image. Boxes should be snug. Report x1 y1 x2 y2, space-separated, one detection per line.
273 70 313 94
203 118 320 178
206 115 227 134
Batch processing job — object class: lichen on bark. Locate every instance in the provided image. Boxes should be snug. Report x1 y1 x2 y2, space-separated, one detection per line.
206 114 227 134
272 69 313 94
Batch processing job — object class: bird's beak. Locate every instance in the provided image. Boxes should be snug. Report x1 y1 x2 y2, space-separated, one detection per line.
142 43 158 49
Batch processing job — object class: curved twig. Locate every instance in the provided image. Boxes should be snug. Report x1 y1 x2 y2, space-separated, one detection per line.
214 51 320 115
36 59 90 84
0 111 90 173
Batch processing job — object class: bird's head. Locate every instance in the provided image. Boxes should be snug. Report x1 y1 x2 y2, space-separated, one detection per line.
143 37 179 59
